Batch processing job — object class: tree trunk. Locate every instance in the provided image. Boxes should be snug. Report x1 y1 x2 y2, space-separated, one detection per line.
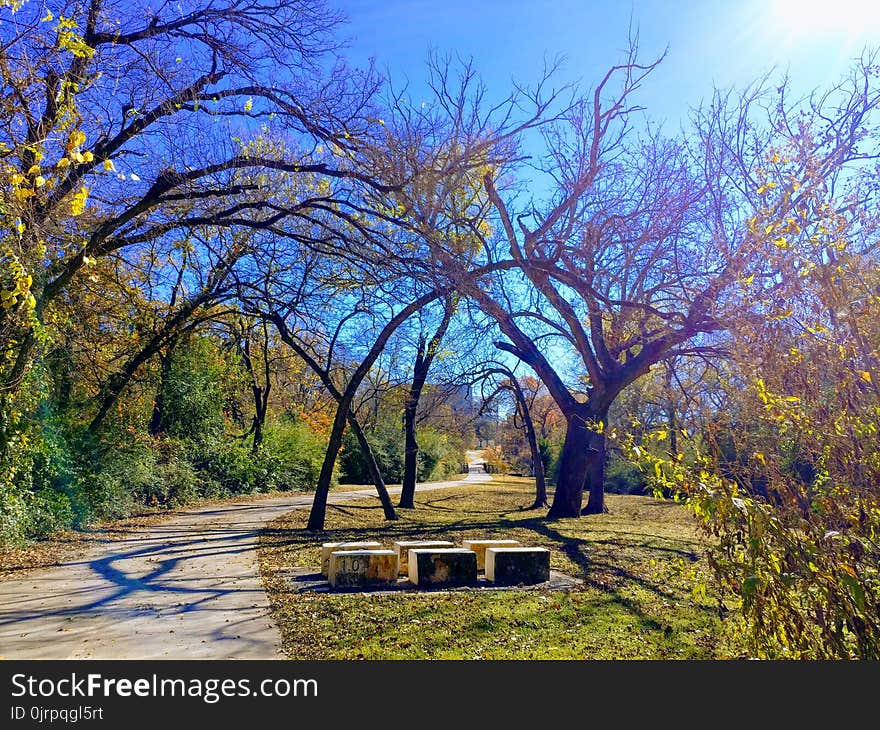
148 346 175 436
347 415 397 520
399 398 420 508
399 300 454 508
306 402 348 531
250 383 269 453
547 412 596 517
582 420 608 514
522 399 548 509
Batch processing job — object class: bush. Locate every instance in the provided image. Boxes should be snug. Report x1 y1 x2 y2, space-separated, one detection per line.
416 427 464 482
604 455 648 495
339 427 402 484
26 489 75 538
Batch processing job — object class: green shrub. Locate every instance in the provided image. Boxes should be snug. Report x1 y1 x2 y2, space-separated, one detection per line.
26 488 75 538
416 427 464 482
604 454 648 495
339 427 402 484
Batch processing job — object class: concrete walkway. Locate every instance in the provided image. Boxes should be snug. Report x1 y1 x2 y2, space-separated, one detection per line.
0 469 491 659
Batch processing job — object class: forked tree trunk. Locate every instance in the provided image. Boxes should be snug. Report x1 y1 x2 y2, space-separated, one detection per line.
399 300 454 508
547 406 609 517
547 413 596 517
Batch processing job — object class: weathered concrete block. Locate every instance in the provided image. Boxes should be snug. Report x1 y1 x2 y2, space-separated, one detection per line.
461 539 522 570
407 548 477 587
327 550 398 589
320 541 381 576
485 547 550 585
393 540 454 575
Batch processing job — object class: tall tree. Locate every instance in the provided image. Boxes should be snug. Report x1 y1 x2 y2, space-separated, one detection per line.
398 295 455 508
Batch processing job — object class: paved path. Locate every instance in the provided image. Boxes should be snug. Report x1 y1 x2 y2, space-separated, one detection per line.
0 469 490 659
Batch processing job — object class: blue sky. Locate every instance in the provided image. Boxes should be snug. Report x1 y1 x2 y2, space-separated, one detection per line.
335 0 880 129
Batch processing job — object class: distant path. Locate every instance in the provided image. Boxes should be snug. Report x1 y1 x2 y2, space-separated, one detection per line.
0 466 491 659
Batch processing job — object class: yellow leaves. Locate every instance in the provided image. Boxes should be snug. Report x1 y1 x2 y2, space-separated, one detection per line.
764 224 774 235
741 274 755 286
773 237 788 249
34 175 46 188
757 182 777 195
56 16 95 58
0 265 33 311
10 172 25 185
244 98 253 112
69 130 86 148
56 157 71 169
71 150 93 164
859 371 872 384
69 185 89 216
770 309 793 321
102 159 115 172
82 255 95 266
27 164 41 176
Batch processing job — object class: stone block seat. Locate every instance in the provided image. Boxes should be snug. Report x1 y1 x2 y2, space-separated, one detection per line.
407 548 477 588
327 550 398 589
461 539 522 571
485 547 550 586
393 540 454 575
320 541 382 576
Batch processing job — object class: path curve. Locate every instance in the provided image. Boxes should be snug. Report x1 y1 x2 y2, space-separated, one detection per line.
0 468 491 659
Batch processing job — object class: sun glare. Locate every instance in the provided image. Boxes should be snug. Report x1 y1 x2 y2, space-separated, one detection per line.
769 0 880 48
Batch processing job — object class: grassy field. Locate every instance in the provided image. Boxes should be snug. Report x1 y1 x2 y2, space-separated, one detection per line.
259 477 743 659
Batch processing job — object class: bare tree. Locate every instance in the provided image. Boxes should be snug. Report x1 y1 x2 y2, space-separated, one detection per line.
398 295 456 508
401 47 880 519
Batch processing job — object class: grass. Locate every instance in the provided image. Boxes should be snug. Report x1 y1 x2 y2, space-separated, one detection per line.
259 477 743 659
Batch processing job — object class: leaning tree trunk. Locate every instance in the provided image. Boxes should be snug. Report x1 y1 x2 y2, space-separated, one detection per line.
521 400 547 510
347 415 397 520
502 374 547 509
306 401 348 530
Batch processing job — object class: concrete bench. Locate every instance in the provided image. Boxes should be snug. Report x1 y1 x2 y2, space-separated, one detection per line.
327 550 398 589
408 548 477 587
462 539 522 571
485 547 550 586
320 541 382 576
393 540 454 575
